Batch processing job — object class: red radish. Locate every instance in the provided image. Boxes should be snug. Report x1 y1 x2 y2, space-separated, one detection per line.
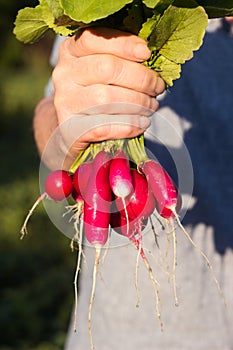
109 150 133 198
73 162 92 197
45 169 73 202
139 160 178 218
20 169 73 238
82 150 112 350
116 169 156 220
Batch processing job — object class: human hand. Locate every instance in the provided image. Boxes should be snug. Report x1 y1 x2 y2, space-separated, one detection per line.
52 27 165 155
34 27 165 170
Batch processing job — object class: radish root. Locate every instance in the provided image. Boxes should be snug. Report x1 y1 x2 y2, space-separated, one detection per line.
165 227 171 282
132 226 163 331
173 210 227 307
72 222 84 333
135 231 142 308
168 219 179 307
88 246 101 350
20 192 47 239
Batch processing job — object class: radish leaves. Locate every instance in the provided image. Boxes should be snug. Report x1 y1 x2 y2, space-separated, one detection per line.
60 0 134 23
141 1 208 85
13 5 49 44
13 0 233 85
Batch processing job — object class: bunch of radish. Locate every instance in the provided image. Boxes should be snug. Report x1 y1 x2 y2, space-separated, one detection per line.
20 135 225 350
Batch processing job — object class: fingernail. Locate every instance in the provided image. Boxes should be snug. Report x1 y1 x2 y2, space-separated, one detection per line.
134 43 151 60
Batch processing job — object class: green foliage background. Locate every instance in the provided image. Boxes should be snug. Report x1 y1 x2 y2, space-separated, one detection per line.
0 1 75 349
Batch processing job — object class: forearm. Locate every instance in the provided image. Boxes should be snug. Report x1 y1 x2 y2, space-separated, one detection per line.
33 96 74 170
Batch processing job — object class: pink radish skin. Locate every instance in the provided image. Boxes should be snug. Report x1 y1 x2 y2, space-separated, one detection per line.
139 160 178 219
116 169 156 220
45 169 73 202
84 151 112 246
73 162 92 197
109 150 133 198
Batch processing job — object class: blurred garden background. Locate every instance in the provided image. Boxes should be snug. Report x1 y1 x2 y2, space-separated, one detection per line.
0 1 76 349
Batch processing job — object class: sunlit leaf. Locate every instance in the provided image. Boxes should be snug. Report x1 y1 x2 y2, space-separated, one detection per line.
60 0 133 23
149 1 208 63
13 6 48 44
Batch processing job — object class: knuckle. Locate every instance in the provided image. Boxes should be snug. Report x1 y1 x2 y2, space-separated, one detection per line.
76 28 96 53
95 55 118 83
59 37 70 54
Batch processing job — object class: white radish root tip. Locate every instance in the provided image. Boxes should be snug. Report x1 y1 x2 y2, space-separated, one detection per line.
168 219 179 307
20 192 47 239
135 231 142 308
72 220 84 333
132 222 163 331
172 210 227 307
88 246 101 350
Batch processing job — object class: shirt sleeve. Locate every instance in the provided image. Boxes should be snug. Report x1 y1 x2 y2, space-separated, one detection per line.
44 35 67 97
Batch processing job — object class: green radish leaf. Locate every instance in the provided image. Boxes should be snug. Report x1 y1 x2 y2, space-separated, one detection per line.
46 0 64 19
145 0 208 85
149 0 208 63
59 0 134 23
13 1 77 44
13 6 49 43
144 54 181 85
40 0 77 36
139 14 161 40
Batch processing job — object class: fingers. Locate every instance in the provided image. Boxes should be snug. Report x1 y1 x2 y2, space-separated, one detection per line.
55 53 164 97
53 83 159 123
57 113 152 165
65 27 152 62
53 27 165 123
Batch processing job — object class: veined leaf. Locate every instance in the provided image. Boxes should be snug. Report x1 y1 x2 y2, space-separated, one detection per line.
148 0 208 64
155 55 181 85
13 6 49 44
139 14 161 40
41 0 76 36
60 0 134 23
46 0 64 19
